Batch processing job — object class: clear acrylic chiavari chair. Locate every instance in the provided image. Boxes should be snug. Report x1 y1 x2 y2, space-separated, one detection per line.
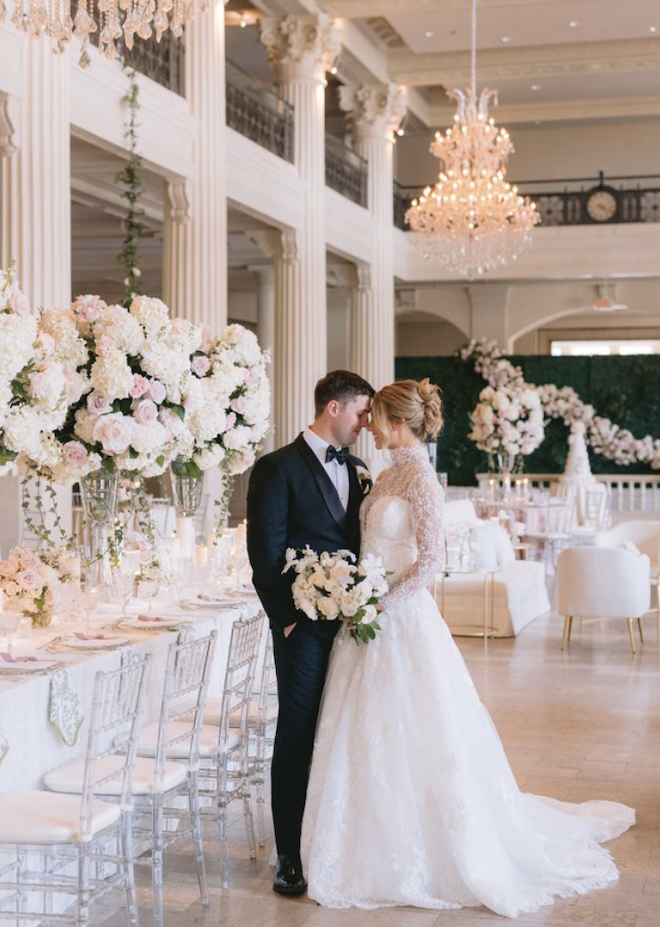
45 633 217 927
196 611 265 889
0 655 151 927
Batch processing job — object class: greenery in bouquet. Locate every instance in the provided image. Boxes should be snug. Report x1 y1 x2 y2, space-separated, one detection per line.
283 547 389 645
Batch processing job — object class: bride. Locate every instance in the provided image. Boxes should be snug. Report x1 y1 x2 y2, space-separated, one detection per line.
300 378 634 918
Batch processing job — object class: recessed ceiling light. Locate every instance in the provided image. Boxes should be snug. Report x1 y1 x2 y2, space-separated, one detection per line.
531 84 541 90
424 30 434 38
650 26 658 33
501 35 510 43
568 20 579 27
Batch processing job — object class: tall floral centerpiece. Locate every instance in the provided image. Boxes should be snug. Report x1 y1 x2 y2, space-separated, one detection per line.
469 384 544 475
180 323 271 543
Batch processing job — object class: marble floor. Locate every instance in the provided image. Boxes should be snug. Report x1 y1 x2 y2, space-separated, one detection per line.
96 608 660 927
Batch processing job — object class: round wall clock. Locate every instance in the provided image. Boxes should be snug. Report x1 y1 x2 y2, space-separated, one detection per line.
585 188 618 223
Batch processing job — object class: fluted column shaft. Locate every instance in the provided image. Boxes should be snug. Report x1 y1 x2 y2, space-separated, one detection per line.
341 84 406 395
253 264 276 453
0 42 71 551
163 0 227 330
260 14 340 445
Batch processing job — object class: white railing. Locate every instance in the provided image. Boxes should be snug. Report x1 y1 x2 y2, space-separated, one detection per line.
474 473 660 513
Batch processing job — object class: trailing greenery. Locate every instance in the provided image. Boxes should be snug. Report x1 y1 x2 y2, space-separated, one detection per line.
117 67 145 304
395 354 660 486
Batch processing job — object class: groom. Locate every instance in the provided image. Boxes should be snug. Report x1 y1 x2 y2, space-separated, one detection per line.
247 370 374 895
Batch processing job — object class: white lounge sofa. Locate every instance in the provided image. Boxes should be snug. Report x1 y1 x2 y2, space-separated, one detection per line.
436 500 551 638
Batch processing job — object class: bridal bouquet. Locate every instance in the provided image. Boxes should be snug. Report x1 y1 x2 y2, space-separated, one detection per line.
283 547 389 645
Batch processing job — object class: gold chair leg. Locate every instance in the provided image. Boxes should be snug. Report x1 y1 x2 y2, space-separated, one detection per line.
638 617 644 644
561 615 573 650
628 618 637 654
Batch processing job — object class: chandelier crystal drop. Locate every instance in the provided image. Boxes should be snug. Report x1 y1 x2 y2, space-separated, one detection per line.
2 0 207 67
405 0 540 278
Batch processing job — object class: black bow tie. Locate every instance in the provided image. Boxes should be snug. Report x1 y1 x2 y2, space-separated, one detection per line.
326 446 349 466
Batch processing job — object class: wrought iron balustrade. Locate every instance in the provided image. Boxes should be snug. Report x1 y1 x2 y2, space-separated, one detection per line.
88 15 185 95
325 135 368 208
393 174 660 231
225 62 294 163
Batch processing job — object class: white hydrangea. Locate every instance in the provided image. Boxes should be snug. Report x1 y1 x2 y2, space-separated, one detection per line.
93 304 144 355
90 349 134 399
129 296 170 336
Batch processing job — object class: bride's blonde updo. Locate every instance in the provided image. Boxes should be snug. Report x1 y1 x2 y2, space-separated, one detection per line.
372 378 443 442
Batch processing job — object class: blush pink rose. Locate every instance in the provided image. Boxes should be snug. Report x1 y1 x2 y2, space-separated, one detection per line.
92 412 133 456
147 380 166 404
64 441 88 465
2 579 19 597
230 396 246 415
191 355 211 377
129 374 150 399
17 569 41 592
5 284 29 316
72 294 105 323
87 391 112 415
134 399 157 425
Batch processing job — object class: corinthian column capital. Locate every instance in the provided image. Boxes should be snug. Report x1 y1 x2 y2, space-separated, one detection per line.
260 12 341 84
339 82 407 142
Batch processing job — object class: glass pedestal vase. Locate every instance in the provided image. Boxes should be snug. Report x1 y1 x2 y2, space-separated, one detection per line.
80 469 119 589
171 469 204 560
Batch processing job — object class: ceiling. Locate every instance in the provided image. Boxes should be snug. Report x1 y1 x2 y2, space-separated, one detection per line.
315 0 660 125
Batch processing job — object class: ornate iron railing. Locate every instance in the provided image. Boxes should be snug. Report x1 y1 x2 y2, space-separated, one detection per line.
88 19 185 95
325 135 368 208
394 174 660 231
225 62 294 163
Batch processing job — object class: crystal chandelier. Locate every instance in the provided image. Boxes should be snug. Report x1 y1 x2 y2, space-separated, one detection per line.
3 0 206 67
405 0 540 278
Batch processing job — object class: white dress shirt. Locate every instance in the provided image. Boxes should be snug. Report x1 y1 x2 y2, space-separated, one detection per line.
303 426 350 512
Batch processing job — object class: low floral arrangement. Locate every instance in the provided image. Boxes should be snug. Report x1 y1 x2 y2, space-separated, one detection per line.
469 384 545 465
0 546 63 627
283 547 389 645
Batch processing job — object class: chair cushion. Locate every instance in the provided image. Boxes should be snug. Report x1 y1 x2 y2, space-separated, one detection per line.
469 524 498 570
136 721 239 759
0 791 119 844
199 697 278 728
482 521 516 567
45 755 187 797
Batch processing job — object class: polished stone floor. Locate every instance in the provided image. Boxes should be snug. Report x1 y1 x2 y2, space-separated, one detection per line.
97 607 660 927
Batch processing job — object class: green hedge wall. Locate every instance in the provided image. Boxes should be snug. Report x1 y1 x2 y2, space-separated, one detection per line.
394 354 660 486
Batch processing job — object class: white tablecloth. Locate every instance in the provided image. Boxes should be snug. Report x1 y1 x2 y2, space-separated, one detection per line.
0 594 263 794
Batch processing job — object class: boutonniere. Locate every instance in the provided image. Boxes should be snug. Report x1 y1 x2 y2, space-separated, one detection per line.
356 465 373 495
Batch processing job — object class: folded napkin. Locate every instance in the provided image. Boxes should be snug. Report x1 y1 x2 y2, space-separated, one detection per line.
0 652 38 664
50 669 84 748
137 614 165 622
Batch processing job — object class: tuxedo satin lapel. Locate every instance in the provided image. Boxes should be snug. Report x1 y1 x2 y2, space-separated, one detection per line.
293 434 346 528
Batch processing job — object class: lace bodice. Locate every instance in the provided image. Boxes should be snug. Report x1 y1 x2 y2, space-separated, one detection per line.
361 445 445 609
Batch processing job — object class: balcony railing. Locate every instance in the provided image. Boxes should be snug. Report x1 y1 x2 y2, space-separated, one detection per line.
225 62 294 163
325 136 368 208
89 14 185 95
393 174 660 231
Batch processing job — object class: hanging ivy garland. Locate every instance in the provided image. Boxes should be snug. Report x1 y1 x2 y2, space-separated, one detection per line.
117 66 145 305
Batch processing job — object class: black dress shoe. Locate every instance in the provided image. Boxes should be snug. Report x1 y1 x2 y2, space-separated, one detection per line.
273 853 307 896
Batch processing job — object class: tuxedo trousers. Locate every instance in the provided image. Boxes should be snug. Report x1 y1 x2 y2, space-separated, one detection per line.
271 623 335 857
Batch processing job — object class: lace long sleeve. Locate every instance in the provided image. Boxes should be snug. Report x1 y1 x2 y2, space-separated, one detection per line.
381 467 445 609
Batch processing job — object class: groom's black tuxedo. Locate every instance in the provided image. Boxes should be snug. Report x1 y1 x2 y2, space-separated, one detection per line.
247 433 370 858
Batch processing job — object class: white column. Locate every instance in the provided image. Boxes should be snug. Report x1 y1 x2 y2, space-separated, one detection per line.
0 43 72 548
163 0 227 331
260 13 340 444
340 83 407 392
468 284 511 351
251 264 276 454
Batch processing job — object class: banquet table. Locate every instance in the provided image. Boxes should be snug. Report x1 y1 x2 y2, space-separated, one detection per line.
0 592 264 795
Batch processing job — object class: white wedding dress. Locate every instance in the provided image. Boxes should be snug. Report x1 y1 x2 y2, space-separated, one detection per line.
300 445 634 918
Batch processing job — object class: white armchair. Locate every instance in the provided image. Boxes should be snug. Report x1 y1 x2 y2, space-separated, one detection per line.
557 547 651 653
595 520 660 619
437 500 550 637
